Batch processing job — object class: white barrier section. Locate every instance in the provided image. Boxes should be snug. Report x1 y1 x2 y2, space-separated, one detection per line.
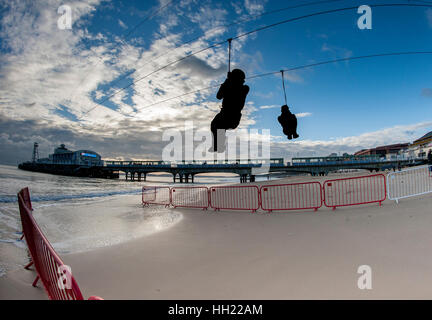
171 187 209 209
260 182 322 212
210 186 260 211
142 186 171 205
387 165 432 202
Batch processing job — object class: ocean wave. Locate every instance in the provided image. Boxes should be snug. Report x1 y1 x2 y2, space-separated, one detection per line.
0 189 142 203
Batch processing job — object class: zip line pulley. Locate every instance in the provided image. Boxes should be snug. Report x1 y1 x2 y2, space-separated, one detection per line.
280 70 287 105
228 38 233 72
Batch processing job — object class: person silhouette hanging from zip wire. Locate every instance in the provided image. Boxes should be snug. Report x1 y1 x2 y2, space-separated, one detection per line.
277 70 299 140
278 105 299 140
209 69 249 152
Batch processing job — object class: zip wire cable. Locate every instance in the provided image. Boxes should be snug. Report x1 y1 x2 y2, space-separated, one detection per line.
67 0 176 117
230 3 431 41
78 39 226 119
122 0 176 41
98 0 351 94
228 39 233 72
78 3 432 120
131 51 432 111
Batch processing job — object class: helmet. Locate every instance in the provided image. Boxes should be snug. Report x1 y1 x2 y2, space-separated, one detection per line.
230 69 246 81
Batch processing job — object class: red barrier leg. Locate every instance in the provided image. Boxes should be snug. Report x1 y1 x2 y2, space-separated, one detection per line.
32 276 40 287
20 234 24 240
24 261 33 270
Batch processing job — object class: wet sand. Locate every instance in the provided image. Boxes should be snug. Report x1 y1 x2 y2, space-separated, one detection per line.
2 171 432 299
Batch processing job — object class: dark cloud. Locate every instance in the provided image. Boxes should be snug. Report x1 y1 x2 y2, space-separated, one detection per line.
176 56 226 79
0 116 166 165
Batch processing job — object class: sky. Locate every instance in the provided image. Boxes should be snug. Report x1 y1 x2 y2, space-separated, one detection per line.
0 0 432 164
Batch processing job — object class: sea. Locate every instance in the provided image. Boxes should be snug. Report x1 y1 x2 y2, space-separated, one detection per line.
0 164 277 277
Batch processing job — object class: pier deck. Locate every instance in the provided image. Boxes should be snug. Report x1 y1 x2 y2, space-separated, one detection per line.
103 158 425 183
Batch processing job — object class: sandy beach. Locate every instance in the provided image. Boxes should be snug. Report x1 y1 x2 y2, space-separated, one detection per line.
2 171 432 300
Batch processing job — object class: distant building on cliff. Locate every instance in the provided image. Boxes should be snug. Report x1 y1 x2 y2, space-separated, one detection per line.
354 130 432 160
354 143 409 158
402 131 432 159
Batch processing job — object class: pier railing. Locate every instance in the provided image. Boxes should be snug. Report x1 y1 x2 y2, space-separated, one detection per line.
17 187 102 300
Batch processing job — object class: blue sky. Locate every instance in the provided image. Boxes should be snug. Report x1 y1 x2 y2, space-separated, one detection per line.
0 0 432 163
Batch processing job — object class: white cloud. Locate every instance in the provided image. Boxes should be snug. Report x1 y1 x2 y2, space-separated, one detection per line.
260 105 279 110
8 0 426 165
190 6 228 33
321 43 353 59
0 0 123 122
271 121 432 159
118 19 127 29
282 71 303 84
244 0 267 15
295 112 312 118
0 0 239 129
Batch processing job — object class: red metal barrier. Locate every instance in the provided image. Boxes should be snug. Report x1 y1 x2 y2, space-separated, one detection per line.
260 182 322 212
17 187 102 300
142 186 171 207
209 186 260 212
19 188 33 240
171 187 209 209
323 174 386 209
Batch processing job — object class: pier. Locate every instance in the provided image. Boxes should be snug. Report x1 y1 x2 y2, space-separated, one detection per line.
103 156 425 183
104 159 271 183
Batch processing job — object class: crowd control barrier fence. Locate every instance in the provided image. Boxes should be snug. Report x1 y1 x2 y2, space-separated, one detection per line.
209 186 260 212
140 173 395 212
17 187 102 300
171 187 209 209
260 182 322 212
323 174 386 209
142 186 171 206
387 165 432 203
